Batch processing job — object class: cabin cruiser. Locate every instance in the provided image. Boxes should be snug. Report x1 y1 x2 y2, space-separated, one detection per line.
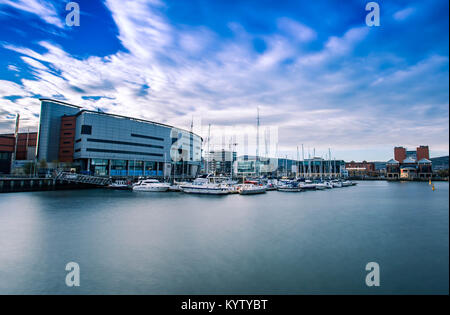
323 181 334 189
180 177 230 195
299 180 316 190
107 180 132 190
341 180 357 187
341 180 353 187
331 180 343 188
238 184 267 195
132 179 170 192
277 181 302 192
314 182 328 190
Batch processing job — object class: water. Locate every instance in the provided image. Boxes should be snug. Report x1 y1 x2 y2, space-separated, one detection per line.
0 181 448 294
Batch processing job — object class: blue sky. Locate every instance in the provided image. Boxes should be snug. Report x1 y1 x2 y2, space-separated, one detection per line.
0 0 448 161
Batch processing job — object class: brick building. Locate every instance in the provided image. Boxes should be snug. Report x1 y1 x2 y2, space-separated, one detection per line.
0 132 38 174
345 161 377 177
387 145 432 180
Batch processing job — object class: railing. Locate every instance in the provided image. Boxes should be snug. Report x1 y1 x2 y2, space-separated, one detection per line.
55 172 112 186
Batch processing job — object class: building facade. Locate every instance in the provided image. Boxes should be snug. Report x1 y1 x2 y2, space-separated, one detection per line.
204 149 237 175
387 146 432 180
0 132 37 174
234 155 345 178
345 161 377 177
36 99 202 178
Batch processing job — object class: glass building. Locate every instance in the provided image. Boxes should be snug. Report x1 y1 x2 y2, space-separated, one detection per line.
36 99 202 178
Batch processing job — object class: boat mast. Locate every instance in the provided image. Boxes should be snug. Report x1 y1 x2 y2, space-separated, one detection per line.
302 144 305 179
207 124 211 175
256 106 260 178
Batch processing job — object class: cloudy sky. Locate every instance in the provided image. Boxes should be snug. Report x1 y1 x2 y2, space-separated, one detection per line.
0 0 448 161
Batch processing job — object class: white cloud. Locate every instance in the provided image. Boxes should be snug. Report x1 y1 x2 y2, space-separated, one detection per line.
0 0 63 27
393 7 415 21
0 0 448 160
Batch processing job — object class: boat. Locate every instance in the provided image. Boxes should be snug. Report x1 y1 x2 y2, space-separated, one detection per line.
299 180 316 190
180 177 230 195
277 181 302 192
331 180 343 188
238 184 266 195
132 179 170 192
341 180 353 187
324 181 334 189
107 180 132 190
314 182 328 190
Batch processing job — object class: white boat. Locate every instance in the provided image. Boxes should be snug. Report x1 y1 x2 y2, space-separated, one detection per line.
277 181 302 192
180 178 230 195
132 179 170 192
300 180 316 190
107 180 131 190
342 180 352 187
314 183 328 190
324 181 334 189
238 184 266 195
331 180 343 188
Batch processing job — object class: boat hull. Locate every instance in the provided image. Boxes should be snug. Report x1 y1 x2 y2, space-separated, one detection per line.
239 188 266 195
277 187 302 192
133 186 170 192
181 186 229 195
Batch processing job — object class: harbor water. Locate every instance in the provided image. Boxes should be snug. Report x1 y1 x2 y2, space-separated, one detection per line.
0 181 448 294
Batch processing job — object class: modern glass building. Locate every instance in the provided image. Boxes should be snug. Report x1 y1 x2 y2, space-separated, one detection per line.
36 99 202 178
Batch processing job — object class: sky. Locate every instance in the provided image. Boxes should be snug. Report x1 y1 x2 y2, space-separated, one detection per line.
0 0 448 161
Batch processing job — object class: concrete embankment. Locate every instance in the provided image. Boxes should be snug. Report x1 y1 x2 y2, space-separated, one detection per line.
0 178 98 193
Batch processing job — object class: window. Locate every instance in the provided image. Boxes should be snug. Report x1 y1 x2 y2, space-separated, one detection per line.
86 138 164 149
81 125 92 135
131 133 164 141
86 148 163 157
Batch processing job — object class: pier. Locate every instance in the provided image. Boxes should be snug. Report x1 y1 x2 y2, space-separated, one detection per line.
0 177 99 193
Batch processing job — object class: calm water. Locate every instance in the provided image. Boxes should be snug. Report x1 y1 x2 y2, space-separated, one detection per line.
0 181 448 294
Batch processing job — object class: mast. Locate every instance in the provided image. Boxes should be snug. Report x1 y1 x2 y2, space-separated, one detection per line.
296 146 299 179
11 113 19 174
302 144 305 179
206 124 211 175
256 106 260 177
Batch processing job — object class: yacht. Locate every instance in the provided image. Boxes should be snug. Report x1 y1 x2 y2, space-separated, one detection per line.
238 184 266 195
299 180 316 190
132 179 170 192
180 177 230 195
107 180 132 190
277 181 302 192
324 181 334 189
331 180 343 188
342 180 353 187
314 182 328 190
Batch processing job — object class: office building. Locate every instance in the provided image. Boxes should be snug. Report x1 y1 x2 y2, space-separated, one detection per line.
35 99 202 178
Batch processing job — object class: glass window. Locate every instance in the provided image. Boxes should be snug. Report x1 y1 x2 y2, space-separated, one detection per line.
81 125 92 135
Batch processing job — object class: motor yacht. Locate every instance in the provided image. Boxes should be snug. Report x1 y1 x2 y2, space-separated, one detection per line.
132 179 170 192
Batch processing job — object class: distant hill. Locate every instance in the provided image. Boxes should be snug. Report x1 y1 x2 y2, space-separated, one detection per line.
430 156 449 170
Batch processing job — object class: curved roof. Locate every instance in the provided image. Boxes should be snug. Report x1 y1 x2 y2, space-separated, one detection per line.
387 158 399 164
418 158 432 164
40 98 203 140
402 157 416 164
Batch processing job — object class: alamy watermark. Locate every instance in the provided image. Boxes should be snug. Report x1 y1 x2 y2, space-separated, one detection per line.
66 2 80 27
365 262 380 287
365 2 380 27
65 262 80 287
